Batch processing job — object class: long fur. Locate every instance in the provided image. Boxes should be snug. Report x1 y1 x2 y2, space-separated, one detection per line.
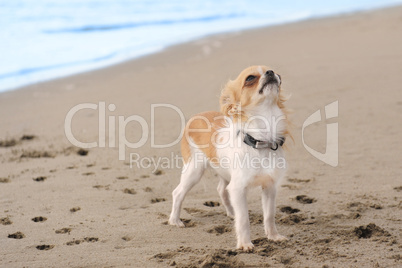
169 65 291 251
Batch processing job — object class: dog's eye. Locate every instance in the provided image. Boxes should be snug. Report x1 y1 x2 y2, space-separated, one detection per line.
246 75 255 82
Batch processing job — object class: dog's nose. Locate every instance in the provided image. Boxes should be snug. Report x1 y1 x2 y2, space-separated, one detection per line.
266 70 274 76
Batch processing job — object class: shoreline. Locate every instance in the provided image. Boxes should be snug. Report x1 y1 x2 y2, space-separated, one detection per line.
1 5 401 267
1 3 401 95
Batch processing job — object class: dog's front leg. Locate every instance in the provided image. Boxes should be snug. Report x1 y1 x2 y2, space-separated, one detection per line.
227 182 254 252
262 185 287 241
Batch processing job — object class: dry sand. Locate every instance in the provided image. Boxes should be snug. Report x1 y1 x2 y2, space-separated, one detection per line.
1 6 401 268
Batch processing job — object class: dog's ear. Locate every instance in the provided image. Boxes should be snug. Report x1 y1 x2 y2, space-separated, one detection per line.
220 93 232 116
220 81 235 117
220 80 244 120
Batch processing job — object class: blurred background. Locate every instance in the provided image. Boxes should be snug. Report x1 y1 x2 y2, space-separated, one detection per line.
1 0 400 92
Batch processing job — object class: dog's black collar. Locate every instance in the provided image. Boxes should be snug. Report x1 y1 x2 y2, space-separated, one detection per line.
237 130 285 150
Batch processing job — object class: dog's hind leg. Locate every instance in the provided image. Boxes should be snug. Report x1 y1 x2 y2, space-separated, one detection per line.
217 177 234 218
169 155 205 227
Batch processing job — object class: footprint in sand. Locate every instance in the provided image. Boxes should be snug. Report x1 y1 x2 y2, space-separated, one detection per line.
36 245 54 250
393 186 402 192
354 223 391 239
151 198 166 203
0 138 18 147
207 225 232 235
1 217 12 225
8 232 25 239
66 237 99 246
66 239 82 246
279 214 307 225
0 178 10 183
181 219 196 227
33 176 46 182
32 216 47 222
345 201 380 212
153 169 164 175
295 195 316 204
199 250 242 267
123 188 136 195
84 237 99 242
203 201 220 207
77 149 88 156
122 235 132 241
55 228 72 234
280 206 300 214
70 207 81 212
21 135 35 141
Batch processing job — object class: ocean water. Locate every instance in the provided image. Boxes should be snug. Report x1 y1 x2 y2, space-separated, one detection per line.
0 0 400 92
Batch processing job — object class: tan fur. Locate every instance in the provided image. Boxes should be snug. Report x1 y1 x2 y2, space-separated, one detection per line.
182 65 291 163
182 111 226 164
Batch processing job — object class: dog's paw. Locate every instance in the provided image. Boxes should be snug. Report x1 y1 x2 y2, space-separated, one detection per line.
168 218 185 228
267 234 288 241
237 242 254 252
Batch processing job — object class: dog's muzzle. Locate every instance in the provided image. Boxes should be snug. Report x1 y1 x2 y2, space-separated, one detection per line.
265 70 278 84
259 70 280 94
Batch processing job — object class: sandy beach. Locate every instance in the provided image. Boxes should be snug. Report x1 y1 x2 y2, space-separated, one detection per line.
1 6 401 268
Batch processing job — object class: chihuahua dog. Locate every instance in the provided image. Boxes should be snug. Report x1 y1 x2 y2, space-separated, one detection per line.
169 66 290 251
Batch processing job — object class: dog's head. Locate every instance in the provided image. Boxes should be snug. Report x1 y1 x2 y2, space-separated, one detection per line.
220 65 286 121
